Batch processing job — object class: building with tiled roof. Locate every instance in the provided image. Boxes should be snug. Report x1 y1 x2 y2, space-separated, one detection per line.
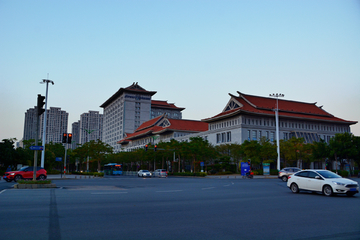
118 114 208 151
200 91 357 146
100 82 185 151
151 100 185 120
115 89 357 155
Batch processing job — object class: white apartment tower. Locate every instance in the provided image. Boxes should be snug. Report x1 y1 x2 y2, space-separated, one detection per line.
24 107 68 144
79 111 103 144
100 83 156 151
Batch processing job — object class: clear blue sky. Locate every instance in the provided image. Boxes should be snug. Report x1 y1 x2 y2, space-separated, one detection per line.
1 0 360 142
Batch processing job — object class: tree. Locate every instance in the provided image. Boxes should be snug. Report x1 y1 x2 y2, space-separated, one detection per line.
329 132 358 172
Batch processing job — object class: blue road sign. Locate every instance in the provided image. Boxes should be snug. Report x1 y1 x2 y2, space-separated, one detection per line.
29 146 44 151
56 157 62 162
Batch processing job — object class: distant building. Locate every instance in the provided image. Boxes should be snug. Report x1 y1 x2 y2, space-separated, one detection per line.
23 106 68 144
79 111 103 144
100 82 184 152
118 91 357 155
23 107 39 141
118 114 208 151
71 121 80 149
201 92 357 145
39 107 68 144
151 100 184 119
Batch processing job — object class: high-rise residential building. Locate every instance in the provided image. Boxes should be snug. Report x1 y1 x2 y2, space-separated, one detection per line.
79 111 103 144
39 107 68 144
71 121 80 149
23 107 39 141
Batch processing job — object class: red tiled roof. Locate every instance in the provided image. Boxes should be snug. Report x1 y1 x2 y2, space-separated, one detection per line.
202 92 357 124
151 100 185 111
117 115 208 144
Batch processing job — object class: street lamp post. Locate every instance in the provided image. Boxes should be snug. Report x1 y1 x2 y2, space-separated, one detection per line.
269 93 284 171
40 77 54 168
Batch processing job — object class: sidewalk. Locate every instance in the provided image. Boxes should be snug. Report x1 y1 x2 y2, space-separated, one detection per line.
46 174 98 180
206 174 278 179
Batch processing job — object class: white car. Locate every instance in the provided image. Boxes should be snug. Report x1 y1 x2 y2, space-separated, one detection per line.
287 169 359 197
138 170 152 177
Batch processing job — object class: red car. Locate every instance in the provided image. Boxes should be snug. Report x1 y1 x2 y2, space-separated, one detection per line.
3 166 47 182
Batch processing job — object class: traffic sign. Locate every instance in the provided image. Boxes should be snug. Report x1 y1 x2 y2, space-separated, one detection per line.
56 157 62 162
29 146 44 151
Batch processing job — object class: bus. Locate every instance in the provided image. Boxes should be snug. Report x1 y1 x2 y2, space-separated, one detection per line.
104 163 123 175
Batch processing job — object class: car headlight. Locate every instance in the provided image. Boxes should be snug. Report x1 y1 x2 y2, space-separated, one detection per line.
332 181 345 186
10 173 15 175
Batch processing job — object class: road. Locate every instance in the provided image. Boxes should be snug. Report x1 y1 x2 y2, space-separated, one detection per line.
0 176 359 240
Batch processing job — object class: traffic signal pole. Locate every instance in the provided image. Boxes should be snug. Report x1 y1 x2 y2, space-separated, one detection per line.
40 78 54 168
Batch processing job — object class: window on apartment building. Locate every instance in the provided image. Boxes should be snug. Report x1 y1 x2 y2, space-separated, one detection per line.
258 131 262 140
217 134 221 143
247 130 251 141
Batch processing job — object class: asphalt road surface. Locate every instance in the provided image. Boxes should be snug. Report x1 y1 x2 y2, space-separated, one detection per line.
0 176 359 240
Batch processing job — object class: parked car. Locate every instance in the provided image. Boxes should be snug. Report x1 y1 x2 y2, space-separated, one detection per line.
3 166 47 182
138 170 152 177
152 169 167 178
287 169 359 197
278 167 302 182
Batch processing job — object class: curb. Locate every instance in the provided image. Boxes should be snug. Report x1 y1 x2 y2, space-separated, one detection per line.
14 183 57 189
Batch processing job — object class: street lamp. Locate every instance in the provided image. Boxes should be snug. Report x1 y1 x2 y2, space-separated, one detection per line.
40 77 54 168
269 93 284 171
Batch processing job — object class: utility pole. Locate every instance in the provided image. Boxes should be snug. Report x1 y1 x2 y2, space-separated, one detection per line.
40 76 54 168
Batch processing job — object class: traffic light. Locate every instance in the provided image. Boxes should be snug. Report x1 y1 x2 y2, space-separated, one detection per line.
145 144 148 151
37 94 46 116
154 145 157 152
62 133 68 143
67 133 72 144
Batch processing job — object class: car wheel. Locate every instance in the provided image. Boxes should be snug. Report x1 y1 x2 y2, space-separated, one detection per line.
290 183 299 193
281 176 288 182
323 185 333 196
346 192 356 197
14 175 22 182
38 175 46 180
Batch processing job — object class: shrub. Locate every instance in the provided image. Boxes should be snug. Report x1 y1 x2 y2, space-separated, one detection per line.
333 170 349 177
270 169 279 175
17 180 52 184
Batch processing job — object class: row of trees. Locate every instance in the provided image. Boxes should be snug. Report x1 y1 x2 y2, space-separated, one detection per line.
1 132 359 174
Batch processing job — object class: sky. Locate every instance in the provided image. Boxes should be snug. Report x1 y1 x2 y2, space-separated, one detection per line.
1 0 360 142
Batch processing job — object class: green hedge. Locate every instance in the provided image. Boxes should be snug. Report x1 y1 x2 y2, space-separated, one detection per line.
18 180 52 184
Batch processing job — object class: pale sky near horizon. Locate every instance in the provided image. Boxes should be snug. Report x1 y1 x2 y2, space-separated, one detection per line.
1 0 360 143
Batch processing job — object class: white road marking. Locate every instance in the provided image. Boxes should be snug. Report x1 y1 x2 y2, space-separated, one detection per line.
0 190 6 194
202 187 215 190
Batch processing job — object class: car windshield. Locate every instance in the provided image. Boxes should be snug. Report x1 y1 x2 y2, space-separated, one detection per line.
142 170 149 172
316 170 341 179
